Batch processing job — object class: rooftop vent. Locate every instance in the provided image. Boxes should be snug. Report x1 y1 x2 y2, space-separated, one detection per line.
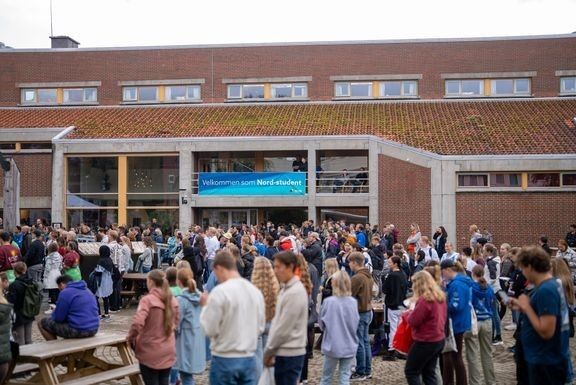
0 42 12 49
50 35 79 49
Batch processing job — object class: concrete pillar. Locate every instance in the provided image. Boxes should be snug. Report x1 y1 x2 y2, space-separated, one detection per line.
51 147 66 226
430 159 458 249
3 159 20 230
179 150 193 231
368 141 379 226
307 146 317 224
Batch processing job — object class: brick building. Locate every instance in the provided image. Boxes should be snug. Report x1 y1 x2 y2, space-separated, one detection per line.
1 34 575 248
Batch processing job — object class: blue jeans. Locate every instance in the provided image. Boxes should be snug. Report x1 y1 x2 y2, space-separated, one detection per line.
356 311 373 375
169 368 179 385
179 372 195 385
492 298 501 338
274 355 305 385
210 356 257 385
320 356 354 385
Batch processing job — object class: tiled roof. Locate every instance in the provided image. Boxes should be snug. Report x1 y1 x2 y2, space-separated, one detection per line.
1 99 576 155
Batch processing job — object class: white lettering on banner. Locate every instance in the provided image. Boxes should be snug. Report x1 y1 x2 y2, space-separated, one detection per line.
201 178 303 187
256 179 303 186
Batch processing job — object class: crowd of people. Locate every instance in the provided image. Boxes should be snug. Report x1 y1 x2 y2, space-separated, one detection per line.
0 218 575 385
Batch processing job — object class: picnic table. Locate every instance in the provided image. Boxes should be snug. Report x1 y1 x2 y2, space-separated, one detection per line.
121 273 148 309
7 333 142 385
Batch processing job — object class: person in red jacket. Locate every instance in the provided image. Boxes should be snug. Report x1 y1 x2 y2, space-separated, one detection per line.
405 271 447 385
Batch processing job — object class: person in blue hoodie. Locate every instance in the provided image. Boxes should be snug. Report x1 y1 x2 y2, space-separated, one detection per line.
441 259 472 385
38 275 99 340
464 265 496 385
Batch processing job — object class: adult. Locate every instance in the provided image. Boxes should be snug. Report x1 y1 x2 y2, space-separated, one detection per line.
349 252 373 380
200 250 265 385
406 223 421 256
510 246 571 385
43 243 63 306
441 242 459 264
404 271 447 385
7 262 34 345
302 232 323 276
566 224 576 248
128 270 179 385
419 236 439 263
441 259 472 385
93 245 114 320
191 236 207 291
137 236 155 273
38 275 99 340
382 256 408 359
264 236 279 260
23 229 45 283
483 243 502 345
107 230 126 312
319 271 359 385
204 227 220 273
264 251 308 385
469 225 483 249
459 247 477 274
0 232 21 282
251 257 280 380
539 236 552 256
557 240 576 285
175 268 205 385
433 226 448 257
465 266 496 385
0 286 12 385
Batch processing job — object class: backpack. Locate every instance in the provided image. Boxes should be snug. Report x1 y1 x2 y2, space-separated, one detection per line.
22 281 43 319
369 248 384 271
87 271 102 294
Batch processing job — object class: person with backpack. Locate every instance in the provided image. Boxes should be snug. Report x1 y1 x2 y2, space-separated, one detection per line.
43 242 63 309
369 236 385 298
302 232 324 276
7 262 37 345
264 236 279 260
92 245 114 321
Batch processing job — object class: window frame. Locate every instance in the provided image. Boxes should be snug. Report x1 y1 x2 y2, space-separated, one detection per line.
62 88 98 104
334 82 373 99
561 172 576 187
379 80 418 98
457 173 490 188
226 84 266 101
21 89 37 104
560 77 576 95
445 79 484 97
164 85 201 102
122 86 159 103
270 83 308 100
490 78 531 97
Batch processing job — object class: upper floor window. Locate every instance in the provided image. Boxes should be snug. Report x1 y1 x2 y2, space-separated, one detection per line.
491 79 530 96
63 88 97 104
21 88 58 105
528 173 560 187
270 83 307 99
445 80 483 97
379 81 418 97
165 85 201 102
560 77 576 94
335 82 373 98
123 86 158 103
227 84 265 100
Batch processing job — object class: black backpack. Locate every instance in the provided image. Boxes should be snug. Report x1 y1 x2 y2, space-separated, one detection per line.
369 248 384 271
22 282 43 319
87 271 102 294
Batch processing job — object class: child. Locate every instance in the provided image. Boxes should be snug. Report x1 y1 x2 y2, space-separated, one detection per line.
174 268 205 385
43 243 63 308
63 241 82 282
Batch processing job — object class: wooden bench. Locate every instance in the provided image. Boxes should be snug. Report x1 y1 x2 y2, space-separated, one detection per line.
8 332 142 385
121 273 148 308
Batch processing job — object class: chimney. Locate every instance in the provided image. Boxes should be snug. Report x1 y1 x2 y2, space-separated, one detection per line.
50 36 80 49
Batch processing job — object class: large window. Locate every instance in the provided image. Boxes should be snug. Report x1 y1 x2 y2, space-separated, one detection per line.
458 174 488 187
528 173 560 187
227 84 265 100
335 82 372 98
490 79 530 96
165 85 201 102
21 88 98 105
122 86 158 103
379 81 418 97
490 173 521 187
563 173 576 186
63 88 97 104
21 89 58 104
445 80 483 97
270 83 307 99
560 77 576 94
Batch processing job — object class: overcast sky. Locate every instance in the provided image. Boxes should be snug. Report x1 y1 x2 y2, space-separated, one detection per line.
1 0 575 48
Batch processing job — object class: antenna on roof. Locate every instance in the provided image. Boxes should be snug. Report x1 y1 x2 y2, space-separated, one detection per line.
49 0 54 37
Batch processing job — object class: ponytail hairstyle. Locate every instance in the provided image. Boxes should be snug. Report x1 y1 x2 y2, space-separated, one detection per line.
147 270 174 337
177 267 197 293
472 265 488 289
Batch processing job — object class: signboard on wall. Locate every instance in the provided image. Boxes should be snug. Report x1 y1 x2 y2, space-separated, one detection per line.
198 172 306 196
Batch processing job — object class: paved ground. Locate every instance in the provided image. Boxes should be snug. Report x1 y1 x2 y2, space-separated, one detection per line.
19 305 576 385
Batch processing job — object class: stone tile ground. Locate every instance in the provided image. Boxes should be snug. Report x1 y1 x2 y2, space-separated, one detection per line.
19 306 576 385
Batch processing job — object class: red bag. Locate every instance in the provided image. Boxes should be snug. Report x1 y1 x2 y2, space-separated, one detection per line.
392 311 413 355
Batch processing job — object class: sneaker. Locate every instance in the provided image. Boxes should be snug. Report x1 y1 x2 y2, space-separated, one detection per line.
350 373 366 382
492 336 504 346
365 374 372 379
504 323 517 331
101 314 111 322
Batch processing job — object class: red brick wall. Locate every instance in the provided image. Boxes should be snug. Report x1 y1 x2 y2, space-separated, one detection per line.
456 192 576 248
1 37 574 105
378 155 431 241
0 154 52 198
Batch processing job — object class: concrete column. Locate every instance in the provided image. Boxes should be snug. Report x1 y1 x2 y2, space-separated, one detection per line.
430 159 458 249
368 141 379 226
307 146 317 224
51 146 66 226
179 150 193 231
3 159 20 230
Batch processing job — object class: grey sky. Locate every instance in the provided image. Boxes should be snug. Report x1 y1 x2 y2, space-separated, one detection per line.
1 0 575 48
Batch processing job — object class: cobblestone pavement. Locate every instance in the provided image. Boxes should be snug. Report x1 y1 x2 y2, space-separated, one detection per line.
20 307 576 385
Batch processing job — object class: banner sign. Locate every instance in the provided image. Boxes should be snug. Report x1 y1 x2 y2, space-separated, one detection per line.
198 172 307 196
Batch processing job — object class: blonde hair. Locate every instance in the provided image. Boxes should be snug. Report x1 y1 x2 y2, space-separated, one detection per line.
412 271 445 303
176 260 191 270
295 254 313 296
251 257 280 322
0 273 7 304
177 267 197 293
147 270 175 337
331 271 352 297
551 258 575 306
324 258 338 278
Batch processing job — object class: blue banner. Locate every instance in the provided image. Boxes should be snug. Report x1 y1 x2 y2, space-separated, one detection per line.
198 172 307 196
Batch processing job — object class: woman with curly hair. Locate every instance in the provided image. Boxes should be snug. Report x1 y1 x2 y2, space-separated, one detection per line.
252 257 280 380
294 253 314 384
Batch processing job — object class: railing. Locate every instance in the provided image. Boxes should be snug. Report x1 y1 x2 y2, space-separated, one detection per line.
316 170 369 194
